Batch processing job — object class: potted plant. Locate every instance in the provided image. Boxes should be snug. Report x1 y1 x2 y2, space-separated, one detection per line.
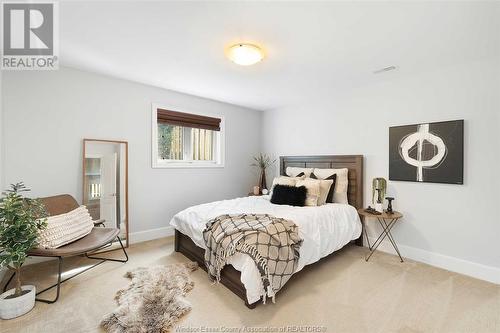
251 153 276 193
0 183 47 319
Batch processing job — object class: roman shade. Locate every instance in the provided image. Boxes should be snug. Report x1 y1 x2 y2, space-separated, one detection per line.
157 108 221 131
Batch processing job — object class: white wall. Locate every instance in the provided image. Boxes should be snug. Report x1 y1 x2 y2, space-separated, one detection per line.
2 67 262 239
262 59 500 282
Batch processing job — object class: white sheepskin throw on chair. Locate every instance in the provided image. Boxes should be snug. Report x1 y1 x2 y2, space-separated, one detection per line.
101 262 198 333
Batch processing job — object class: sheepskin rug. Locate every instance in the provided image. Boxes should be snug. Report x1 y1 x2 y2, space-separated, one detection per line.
101 262 198 333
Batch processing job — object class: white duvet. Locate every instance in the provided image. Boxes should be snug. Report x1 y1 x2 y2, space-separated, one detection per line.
170 195 361 304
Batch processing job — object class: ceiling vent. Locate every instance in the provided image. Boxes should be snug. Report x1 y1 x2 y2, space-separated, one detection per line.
373 66 397 74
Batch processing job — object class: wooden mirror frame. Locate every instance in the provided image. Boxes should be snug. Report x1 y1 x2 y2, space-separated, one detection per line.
82 138 129 248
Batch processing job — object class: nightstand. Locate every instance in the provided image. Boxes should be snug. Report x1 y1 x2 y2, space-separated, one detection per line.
358 208 404 262
247 192 262 196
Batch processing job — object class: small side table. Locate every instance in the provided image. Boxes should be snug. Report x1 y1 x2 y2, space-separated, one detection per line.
358 209 404 262
247 192 262 197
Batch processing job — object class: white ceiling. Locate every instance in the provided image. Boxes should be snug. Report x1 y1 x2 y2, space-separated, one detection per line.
60 1 500 111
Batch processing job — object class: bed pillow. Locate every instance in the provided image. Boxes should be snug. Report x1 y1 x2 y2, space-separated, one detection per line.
311 173 337 204
270 185 307 206
285 167 314 178
270 175 305 192
295 178 321 206
37 206 94 249
312 168 348 204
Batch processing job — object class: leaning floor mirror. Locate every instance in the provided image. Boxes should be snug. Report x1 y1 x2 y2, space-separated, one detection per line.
83 139 129 249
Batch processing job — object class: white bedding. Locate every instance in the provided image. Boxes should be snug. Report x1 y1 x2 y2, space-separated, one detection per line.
170 195 361 303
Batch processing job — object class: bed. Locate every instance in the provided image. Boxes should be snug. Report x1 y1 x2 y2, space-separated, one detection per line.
171 155 364 308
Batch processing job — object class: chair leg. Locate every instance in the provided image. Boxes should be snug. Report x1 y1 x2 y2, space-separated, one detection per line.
3 238 128 304
85 236 129 263
35 257 63 304
117 237 129 262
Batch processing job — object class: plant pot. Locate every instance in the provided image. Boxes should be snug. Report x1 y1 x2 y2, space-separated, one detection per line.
258 169 267 193
0 285 36 319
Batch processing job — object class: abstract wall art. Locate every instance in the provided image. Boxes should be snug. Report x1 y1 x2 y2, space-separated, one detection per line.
389 120 464 184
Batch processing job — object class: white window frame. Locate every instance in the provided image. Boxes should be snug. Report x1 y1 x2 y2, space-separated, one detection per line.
151 103 225 168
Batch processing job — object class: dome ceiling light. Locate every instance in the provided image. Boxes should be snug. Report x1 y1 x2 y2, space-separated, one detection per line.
227 43 264 66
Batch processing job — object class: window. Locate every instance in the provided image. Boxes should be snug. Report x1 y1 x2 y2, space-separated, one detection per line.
152 105 224 168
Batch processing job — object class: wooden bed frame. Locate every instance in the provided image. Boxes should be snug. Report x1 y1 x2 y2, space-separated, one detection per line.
174 155 364 308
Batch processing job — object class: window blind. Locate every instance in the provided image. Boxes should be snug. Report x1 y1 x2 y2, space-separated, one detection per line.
157 108 221 131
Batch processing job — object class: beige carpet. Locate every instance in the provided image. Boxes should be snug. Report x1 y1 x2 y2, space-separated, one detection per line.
0 237 499 333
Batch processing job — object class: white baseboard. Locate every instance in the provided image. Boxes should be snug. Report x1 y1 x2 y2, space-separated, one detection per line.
4 227 496 287
366 236 500 284
127 227 500 284
129 226 174 244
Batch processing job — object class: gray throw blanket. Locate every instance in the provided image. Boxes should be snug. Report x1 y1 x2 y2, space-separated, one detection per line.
203 213 302 303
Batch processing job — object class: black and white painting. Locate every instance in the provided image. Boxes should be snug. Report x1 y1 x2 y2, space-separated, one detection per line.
389 120 464 184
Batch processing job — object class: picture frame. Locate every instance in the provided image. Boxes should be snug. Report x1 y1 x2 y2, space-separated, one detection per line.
389 120 464 184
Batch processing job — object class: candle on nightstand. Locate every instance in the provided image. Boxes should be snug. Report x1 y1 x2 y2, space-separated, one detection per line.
253 186 260 195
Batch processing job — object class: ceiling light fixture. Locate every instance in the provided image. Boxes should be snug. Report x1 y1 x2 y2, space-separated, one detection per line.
227 43 264 66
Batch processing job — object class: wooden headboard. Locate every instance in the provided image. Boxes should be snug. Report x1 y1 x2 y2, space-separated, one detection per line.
280 155 364 209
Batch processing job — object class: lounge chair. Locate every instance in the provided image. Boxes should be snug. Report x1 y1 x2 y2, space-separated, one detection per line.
2 194 128 303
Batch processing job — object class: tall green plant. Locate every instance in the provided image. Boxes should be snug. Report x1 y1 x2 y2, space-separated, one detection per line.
0 183 47 297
